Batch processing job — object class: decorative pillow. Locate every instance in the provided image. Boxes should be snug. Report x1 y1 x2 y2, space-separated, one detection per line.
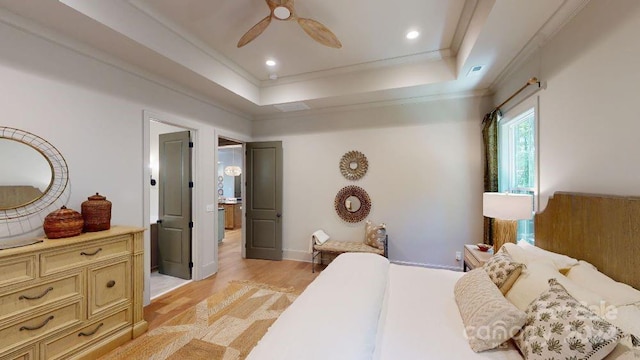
506 260 606 313
515 279 625 360
566 261 640 307
454 268 527 352
364 220 386 250
483 252 524 294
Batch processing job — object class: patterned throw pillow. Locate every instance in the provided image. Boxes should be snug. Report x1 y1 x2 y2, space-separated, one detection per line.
454 268 527 352
364 220 386 250
515 279 625 360
483 252 524 294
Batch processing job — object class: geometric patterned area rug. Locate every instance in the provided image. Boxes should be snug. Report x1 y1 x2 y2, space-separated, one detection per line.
100 280 298 360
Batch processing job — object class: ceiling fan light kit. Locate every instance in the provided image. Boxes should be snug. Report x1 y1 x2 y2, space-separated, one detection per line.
273 6 291 20
237 0 342 49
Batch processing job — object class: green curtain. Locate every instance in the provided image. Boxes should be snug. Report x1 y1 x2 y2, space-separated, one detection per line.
482 110 500 245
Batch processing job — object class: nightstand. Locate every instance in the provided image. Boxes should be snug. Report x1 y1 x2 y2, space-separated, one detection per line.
463 244 493 271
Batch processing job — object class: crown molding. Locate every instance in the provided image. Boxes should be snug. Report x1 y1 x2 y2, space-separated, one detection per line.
450 0 479 56
126 0 261 87
0 8 253 121
260 49 452 87
490 0 592 91
254 88 491 121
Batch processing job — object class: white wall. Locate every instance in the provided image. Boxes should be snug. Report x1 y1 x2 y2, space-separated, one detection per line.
254 96 491 269
494 0 640 209
0 19 252 303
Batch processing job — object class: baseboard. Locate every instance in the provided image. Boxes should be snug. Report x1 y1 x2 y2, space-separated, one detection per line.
199 261 217 280
283 249 311 263
391 260 463 272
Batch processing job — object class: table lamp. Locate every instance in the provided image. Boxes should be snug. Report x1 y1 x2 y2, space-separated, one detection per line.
483 192 533 252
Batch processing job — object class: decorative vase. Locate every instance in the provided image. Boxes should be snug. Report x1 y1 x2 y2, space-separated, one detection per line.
43 206 84 239
81 193 112 232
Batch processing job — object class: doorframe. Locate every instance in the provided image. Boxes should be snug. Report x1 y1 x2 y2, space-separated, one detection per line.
216 135 246 260
143 110 199 305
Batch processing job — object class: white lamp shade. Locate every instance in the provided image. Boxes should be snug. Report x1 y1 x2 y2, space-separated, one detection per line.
483 192 533 220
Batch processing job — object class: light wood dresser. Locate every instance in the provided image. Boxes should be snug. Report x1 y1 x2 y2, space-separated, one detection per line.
0 226 147 359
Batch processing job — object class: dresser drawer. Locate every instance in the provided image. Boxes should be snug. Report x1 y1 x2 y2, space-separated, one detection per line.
0 273 82 321
0 256 36 288
89 260 131 318
2 344 37 360
0 301 82 354
42 308 131 360
40 236 130 276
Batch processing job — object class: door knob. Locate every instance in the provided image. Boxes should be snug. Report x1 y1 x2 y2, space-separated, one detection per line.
276 213 282 218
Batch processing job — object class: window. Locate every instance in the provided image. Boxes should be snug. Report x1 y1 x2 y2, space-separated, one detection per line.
498 101 537 244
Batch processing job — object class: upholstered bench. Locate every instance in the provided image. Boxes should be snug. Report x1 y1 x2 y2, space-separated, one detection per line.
312 236 388 272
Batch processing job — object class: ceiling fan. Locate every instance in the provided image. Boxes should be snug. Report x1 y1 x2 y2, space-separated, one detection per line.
237 0 342 49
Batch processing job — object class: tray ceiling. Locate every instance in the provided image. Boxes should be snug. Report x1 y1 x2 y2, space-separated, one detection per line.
0 0 590 119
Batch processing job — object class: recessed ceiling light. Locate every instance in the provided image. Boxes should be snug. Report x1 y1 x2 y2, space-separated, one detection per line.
266 59 277 67
406 30 420 40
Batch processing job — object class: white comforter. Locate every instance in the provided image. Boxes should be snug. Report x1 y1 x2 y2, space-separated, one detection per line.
247 253 389 360
373 264 522 360
247 253 523 360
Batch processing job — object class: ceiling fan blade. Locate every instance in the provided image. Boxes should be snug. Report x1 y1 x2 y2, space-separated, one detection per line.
297 18 342 48
237 15 272 48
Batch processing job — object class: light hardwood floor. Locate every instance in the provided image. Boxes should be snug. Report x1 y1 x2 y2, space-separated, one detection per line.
143 229 322 330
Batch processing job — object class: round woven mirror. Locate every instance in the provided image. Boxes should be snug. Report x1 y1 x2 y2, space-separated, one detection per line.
1 126 70 238
334 185 371 223
339 150 368 180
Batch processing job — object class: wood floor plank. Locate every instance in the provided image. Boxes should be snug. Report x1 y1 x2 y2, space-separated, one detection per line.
144 229 322 331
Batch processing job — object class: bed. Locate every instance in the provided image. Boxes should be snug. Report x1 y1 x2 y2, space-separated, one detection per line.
247 192 640 360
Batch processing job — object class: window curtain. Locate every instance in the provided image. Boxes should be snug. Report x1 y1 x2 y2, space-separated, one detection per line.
482 110 500 245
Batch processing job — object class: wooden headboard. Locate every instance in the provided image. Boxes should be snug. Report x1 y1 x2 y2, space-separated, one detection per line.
535 192 640 290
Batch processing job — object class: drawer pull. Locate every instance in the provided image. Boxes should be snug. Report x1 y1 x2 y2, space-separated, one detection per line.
106 280 116 288
80 248 102 256
19 286 54 300
20 315 54 331
78 322 104 337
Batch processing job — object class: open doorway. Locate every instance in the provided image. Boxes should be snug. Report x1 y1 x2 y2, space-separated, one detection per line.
149 120 193 299
217 137 243 264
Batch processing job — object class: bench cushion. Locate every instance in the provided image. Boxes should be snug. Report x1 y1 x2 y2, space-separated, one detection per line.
314 240 384 255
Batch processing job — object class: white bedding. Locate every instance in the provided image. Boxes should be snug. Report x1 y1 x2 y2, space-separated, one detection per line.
247 253 389 360
247 253 524 360
374 264 523 360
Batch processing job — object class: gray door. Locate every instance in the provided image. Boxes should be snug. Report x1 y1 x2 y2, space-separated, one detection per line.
158 131 192 279
246 141 283 260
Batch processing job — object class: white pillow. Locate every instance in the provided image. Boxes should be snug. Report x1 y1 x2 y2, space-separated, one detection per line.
604 342 640 359
604 301 640 359
566 261 640 307
516 240 579 270
499 243 529 264
505 259 605 313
